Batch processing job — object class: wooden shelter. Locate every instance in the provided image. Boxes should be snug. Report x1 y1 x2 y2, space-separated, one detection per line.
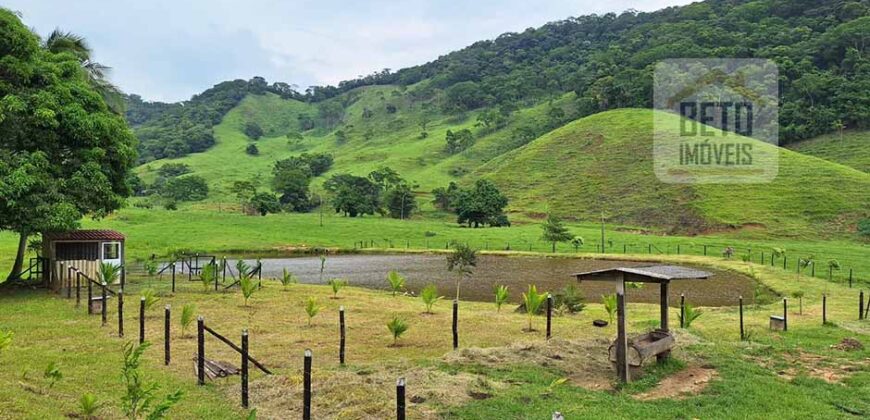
573 265 710 383
42 230 125 289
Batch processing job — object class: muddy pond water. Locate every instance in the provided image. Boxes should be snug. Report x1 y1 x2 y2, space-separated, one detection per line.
231 254 753 307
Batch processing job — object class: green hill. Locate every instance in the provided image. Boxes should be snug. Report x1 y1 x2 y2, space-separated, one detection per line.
478 109 870 238
786 130 870 174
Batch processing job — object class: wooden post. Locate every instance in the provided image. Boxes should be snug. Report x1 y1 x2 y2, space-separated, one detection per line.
658 282 670 363
120 266 125 290
676 244 680 255
822 294 827 325
101 283 108 326
761 252 765 265
222 257 227 284
546 294 553 340
87 277 93 315
738 295 744 341
171 263 176 293
339 306 346 366
848 268 853 288
616 286 628 383
783 255 787 270
118 289 124 337
860 291 865 320
783 298 788 332
65 264 71 298
303 349 312 420
139 297 146 344
197 317 205 385
452 299 459 350
164 305 171 365
396 377 406 420
76 273 81 308
241 329 249 409
703 245 707 256
679 293 685 329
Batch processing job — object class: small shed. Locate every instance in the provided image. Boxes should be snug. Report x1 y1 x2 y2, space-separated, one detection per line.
573 265 710 383
43 230 125 289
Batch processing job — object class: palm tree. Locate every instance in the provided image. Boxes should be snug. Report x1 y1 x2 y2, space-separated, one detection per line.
42 29 124 113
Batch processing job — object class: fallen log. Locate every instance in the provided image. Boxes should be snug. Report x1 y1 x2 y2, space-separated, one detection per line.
193 356 240 380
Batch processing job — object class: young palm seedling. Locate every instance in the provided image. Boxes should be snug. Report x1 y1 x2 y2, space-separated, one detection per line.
199 263 216 291
240 271 257 306
602 293 617 324
328 278 348 299
522 285 546 332
304 297 321 327
420 284 442 314
678 304 702 328
386 316 409 346
79 393 99 419
280 268 298 289
494 285 509 312
179 304 196 338
98 262 121 285
387 270 406 296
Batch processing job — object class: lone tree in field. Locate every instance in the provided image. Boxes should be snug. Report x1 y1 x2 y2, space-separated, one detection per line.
453 179 509 228
0 11 136 281
447 243 477 300
541 214 573 253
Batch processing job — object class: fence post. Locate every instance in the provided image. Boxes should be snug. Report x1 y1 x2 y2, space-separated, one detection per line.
165 305 171 365
396 377 406 420
452 299 459 350
120 265 125 290
241 329 249 409
703 245 707 256
64 264 71 298
783 255 787 270
76 272 81 307
101 283 108 326
783 298 788 332
118 289 124 337
339 306 346 366
677 244 680 255
616 290 628 383
303 349 312 420
87 277 93 314
822 294 827 325
679 294 685 328
546 294 553 340
738 295 744 341
139 297 146 344
171 263 176 293
860 291 865 320
849 269 853 288
222 257 227 284
197 317 205 385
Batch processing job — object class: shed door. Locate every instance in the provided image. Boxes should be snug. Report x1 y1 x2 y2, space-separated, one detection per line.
101 241 122 267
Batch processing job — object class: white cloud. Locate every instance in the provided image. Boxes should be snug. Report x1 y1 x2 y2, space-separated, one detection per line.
7 0 693 101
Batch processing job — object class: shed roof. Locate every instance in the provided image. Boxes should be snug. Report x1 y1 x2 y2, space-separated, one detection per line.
573 265 711 282
44 230 125 241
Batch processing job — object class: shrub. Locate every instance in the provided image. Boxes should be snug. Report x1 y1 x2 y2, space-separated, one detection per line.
79 393 99 419
420 284 442 314
121 342 183 419
304 297 321 326
162 175 209 202
387 270 406 296
494 285 509 312
858 219 870 237
522 285 546 332
328 278 348 298
245 143 259 156
98 262 122 285
180 304 196 338
143 260 158 277
386 316 409 346
554 284 586 314
280 268 298 289
602 294 617 324
43 361 62 388
678 304 702 328
157 163 190 178
243 122 263 140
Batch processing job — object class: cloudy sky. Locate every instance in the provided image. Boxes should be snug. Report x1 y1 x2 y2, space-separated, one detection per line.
8 0 692 102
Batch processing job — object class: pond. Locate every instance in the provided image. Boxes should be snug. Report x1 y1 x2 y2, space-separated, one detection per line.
227 254 754 307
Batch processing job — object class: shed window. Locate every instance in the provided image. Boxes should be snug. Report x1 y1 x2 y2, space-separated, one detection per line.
102 242 120 260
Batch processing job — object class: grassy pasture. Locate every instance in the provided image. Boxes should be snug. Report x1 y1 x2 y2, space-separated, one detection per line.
787 130 870 174
1 252 869 418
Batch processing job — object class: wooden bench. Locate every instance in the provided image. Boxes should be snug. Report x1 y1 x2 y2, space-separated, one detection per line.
609 330 675 367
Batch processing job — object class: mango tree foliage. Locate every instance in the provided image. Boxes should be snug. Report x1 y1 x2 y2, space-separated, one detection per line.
0 9 136 280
